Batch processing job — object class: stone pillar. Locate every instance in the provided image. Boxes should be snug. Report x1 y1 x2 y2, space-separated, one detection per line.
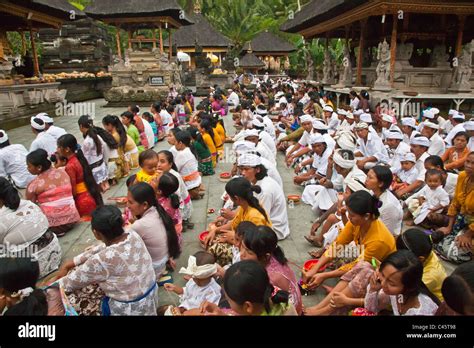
356 19 367 86
115 27 122 60
389 14 398 87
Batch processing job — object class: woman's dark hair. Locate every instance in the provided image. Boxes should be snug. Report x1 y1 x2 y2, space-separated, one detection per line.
243 226 287 266
441 261 474 315
26 149 52 173
188 126 209 152
224 260 289 314
0 177 20 210
78 115 102 156
346 190 380 219
129 105 140 114
380 250 441 306
424 155 445 171
360 90 370 100
175 130 192 148
396 229 434 259
121 111 135 125
57 134 103 207
152 102 162 113
157 172 180 209
0 257 47 316
142 112 154 123
349 90 359 98
91 205 124 240
102 115 127 148
157 150 178 172
235 221 257 239
371 165 393 192
254 164 268 181
138 149 158 168
95 126 118 150
453 131 469 142
225 177 269 223
200 118 216 144
129 183 180 259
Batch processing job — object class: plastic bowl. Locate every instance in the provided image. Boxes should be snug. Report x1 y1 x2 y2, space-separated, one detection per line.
287 194 301 203
303 259 327 272
199 231 209 242
220 172 232 179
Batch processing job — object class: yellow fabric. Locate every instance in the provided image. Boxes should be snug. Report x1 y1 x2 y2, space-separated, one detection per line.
231 206 272 231
215 123 226 144
448 171 474 231
202 133 217 167
136 170 156 184
76 182 87 195
422 252 447 302
124 134 138 153
324 219 396 273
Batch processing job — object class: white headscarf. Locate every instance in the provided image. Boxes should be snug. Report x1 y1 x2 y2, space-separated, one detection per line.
333 149 356 169
179 256 217 279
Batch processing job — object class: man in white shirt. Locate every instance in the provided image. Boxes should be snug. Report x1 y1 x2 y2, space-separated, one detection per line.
354 122 389 170
401 117 419 144
385 130 410 173
395 136 431 198
380 113 401 141
243 129 275 165
29 116 57 156
0 130 35 188
421 121 445 157
285 114 314 166
312 119 336 151
251 117 276 157
465 120 474 151
254 106 276 140
227 89 240 108
445 113 466 147
36 113 67 141
238 153 290 240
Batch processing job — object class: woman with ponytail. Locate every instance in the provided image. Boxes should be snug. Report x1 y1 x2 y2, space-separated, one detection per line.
56 206 158 316
156 172 183 239
188 126 214 176
240 226 302 314
199 117 222 167
121 111 145 153
205 177 271 266
77 115 109 192
0 178 62 278
174 130 203 200
199 260 297 316
396 229 447 302
127 182 180 280
303 191 396 293
57 134 103 217
102 115 138 173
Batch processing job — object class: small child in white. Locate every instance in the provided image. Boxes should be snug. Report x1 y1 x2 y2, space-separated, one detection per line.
391 152 419 192
405 169 450 226
163 251 221 314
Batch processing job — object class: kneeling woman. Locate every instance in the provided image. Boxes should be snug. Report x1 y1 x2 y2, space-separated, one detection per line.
57 206 158 316
57 134 103 217
174 130 203 200
26 149 80 236
0 178 62 278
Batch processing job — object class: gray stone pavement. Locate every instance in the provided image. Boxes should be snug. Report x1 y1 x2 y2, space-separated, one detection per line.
3 98 454 310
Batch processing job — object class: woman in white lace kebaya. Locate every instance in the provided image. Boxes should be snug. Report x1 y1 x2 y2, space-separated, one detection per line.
364 250 440 315
57 206 158 316
0 178 61 278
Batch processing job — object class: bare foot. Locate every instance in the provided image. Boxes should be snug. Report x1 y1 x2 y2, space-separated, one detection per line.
308 249 324 259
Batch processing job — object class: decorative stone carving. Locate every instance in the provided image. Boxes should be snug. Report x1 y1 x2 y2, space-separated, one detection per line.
336 44 352 87
449 42 473 92
429 45 450 68
373 39 392 91
304 44 314 81
396 43 414 68
322 48 336 84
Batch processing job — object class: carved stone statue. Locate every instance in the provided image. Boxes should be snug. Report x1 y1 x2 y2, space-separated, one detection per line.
374 39 392 91
430 45 450 67
449 42 473 92
337 44 352 86
322 48 335 84
304 44 314 81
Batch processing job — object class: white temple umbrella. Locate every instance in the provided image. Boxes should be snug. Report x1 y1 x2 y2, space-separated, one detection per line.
177 51 191 62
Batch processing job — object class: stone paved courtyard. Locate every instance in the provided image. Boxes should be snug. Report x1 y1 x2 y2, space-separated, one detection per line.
4 98 455 309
